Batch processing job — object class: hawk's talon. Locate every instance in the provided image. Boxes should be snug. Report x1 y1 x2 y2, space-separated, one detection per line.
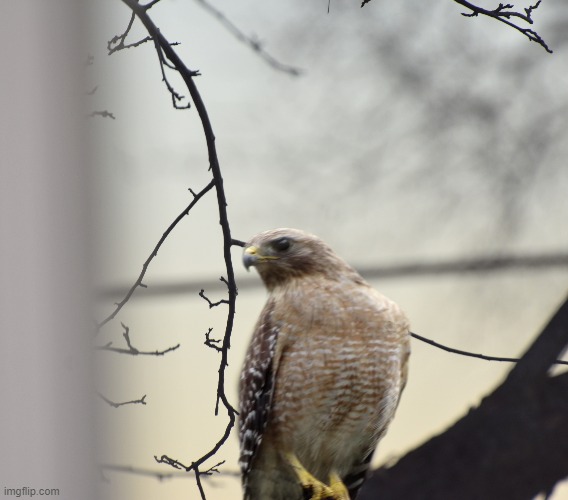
300 483 347 500
286 452 350 500
329 472 350 499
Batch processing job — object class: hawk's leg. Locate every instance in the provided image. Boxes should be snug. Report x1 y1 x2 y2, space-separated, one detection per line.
285 452 350 500
328 472 350 499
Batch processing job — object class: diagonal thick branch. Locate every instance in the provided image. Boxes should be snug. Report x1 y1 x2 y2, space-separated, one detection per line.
360 295 568 499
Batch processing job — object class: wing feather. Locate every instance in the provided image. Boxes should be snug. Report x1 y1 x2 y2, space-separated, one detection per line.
344 449 375 499
238 299 279 487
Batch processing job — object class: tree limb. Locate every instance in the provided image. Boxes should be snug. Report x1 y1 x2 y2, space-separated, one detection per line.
193 0 303 76
359 295 568 500
361 0 552 53
116 3 239 498
453 0 552 53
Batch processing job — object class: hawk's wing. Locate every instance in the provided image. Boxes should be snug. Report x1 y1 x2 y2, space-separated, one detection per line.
344 449 375 499
238 299 280 485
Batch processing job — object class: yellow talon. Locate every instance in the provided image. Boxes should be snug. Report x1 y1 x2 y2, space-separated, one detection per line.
328 472 350 499
285 453 350 500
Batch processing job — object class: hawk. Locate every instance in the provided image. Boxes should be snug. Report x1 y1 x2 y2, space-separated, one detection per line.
238 228 410 500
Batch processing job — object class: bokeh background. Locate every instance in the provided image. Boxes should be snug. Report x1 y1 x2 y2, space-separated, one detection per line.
89 1 568 499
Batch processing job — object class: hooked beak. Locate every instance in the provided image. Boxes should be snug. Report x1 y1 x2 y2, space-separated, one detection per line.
243 245 279 270
243 246 258 271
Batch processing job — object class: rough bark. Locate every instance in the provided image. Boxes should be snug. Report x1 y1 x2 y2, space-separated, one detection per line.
359 296 568 500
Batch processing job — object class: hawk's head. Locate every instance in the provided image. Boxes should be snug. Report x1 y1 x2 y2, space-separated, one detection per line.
243 228 360 290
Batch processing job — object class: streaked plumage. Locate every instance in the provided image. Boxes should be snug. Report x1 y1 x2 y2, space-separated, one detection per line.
238 228 410 500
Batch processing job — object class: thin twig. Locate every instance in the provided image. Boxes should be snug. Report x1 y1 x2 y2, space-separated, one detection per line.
411 332 568 366
199 288 229 308
108 12 137 55
98 392 147 408
361 0 551 53
201 460 225 476
153 39 194 109
96 179 215 331
97 323 180 356
453 0 552 53
143 0 162 9
100 464 190 480
100 462 240 480
204 328 223 352
97 343 180 356
193 0 303 76
90 110 116 119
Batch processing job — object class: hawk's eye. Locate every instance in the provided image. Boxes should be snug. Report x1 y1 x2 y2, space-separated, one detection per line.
272 237 291 252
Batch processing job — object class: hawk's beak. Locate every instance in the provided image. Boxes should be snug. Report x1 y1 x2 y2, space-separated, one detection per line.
243 245 279 270
243 246 259 271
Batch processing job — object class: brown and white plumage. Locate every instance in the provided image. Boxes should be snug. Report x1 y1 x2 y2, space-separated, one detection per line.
238 228 410 500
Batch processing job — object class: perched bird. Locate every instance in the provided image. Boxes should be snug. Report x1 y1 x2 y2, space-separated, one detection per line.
238 228 410 500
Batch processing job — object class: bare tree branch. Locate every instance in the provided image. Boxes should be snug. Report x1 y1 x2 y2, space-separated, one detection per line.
89 110 116 119
97 323 180 356
100 2 561 497
152 38 194 109
360 295 568 499
100 463 192 481
114 2 240 496
98 248 568 369
194 467 206 500
193 0 303 76
98 392 147 408
107 12 137 55
204 327 223 352
107 4 192 108
143 0 162 9
100 462 240 482
97 343 180 356
361 0 552 53
453 0 552 53
199 288 230 308
507 291 568 380
99 251 568 300
96 179 215 331
411 331 568 366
